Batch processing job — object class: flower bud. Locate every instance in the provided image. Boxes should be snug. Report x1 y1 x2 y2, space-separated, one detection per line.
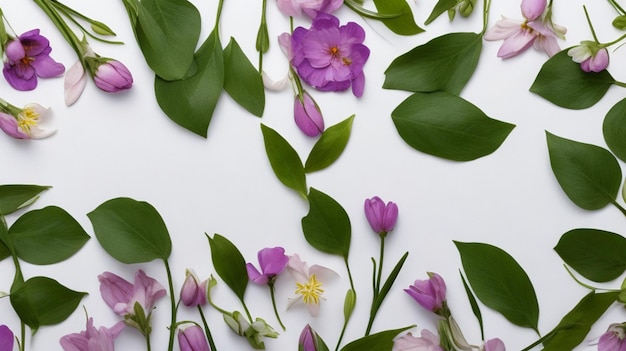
581 48 609 73
299 324 328 351
294 91 324 137
178 325 211 351
599 323 626 350
180 269 208 307
0 325 14 351
224 311 250 336
364 196 398 235
93 60 133 92
613 15 626 30
482 338 506 351
405 272 447 314
520 0 546 21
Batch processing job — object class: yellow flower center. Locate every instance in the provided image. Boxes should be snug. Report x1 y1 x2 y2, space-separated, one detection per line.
17 107 40 136
295 274 324 305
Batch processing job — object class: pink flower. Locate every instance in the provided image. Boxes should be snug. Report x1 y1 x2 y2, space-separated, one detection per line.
59 317 125 351
276 0 343 18
405 272 447 314
364 196 399 235
286 253 337 316
568 43 609 73
178 325 211 351
482 338 506 351
93 60 133 92
98 269 166 317
520 0 546 21
299 324 328 351
598 323 626 351
0 325 13 351
393 330 444 351
0 103 56 139
246 247 289 284
294 91 325 137
180 269 208 307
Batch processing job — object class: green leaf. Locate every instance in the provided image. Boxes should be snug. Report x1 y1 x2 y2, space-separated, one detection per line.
10 276 87 332
126 0 201 80
554 229 626 282
546 132 622 210
530 49 615 109
305 115 355 173
260 124 307 197
541 291 618 350
455 241 539 331
87 198 172 263
223 37 265 117
392 91 515 161
603 98 626 163
424 0 459 25
0 184 50 215
0 218 10 262
370 252 408 324
460 271 484 340
207 233 248 301
9 206 90 265
301 188 351 258
372 0 423 35
344 0 402 20
340 326 414 351
384 32 482 94
155 28 224 137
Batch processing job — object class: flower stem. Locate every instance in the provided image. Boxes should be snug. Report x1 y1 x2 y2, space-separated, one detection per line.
335 257 356 351
268 281 286 331
163 260 177 351
32 0 85 58
197 306 218 351
608 0 626 15
480 0 492 35
376 234 385 294
583 5 601 43
214 0 225 34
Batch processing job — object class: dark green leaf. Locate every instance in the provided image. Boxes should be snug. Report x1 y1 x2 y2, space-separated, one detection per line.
370 252 408 323
207 234 248 301
372 0 423 35
392 91 515 161
340 326 414 351
0 218 10 262
0 184 50 215
344 0 402 19
301 188 351 258
305 115 355 173
530 49 615 109
455 241 539 331
260 124 307 197
424 0 458 25
546 132 622 210
541 291 618 350
603 98 626 163
87 197 172 263
9 206 90 265
554 229 626 282
460 271 484 340
223 37 265 117
384 32 482 94
10 276 86 332
155 28 224 137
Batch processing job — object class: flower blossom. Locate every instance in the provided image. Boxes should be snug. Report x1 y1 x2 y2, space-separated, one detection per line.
294 91 325 137
246 247 289 285
0 325 13 351
276 0 343 18
286 253 337 316
180 268 208 307
283 13 370 97
59 317 125 351
178 325 211 351
2 29 65 91
598 323 626 351
364 196 399 235
299 324 329 351
482 338 506 351
405 272 447 314
92 59 133 92
0 102 56 139
393 330 444 351
567 42 609 73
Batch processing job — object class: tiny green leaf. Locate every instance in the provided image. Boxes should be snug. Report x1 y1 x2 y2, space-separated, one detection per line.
301 188 351 258
340 326 414 351
384 32 482 95
392 91 515 161
546 132 622 210
460 271 484 340
343 288 356 321
530 49 615 109
88 197 172 263
256 21 270 53
0 184 50 215
455 241 539 331
260 124 307 197
223 37 265 117
207 233 248 301
424 0 459 24
372 0 423 35
603 98 626 163
90 21 117 36
9 206 90 265
305 115 355 173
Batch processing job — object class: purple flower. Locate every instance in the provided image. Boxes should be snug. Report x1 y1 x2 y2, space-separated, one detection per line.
520 0 546 21
180 269 208 307
3 29 65 91
294 91 324 137
285 13 370 97
364 196 398 235
0 325 13 351
568 43 609 73
598 323 626 351
277 0 343 18
392 330 443 351
98 269 166 317
299 324 328 351
59 317 125 351
246 247 289 285
482 338 506 351
93 60 133 92
178 325 211 351
0 103 56 139
405 272 447 314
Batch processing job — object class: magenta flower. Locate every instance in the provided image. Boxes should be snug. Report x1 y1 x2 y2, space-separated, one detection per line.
180 269 208 307
246 247 289 285
568 43 609 73
392 330 444 351
482 338 506 351
59 317 125 351
364 196 398 235
299 324 328 351
0 325 13 351
294 91 325 137
2 29 65 91
93 60 133 92
598 323 626 351
405 272 447 314
276 0 343 18
178 325 211 351
98 269 166 317
285 13 370 97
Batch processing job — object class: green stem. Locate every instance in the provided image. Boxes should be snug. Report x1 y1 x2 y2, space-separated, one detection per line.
376 234 385 294
583 5 600 43
334 258 356 351
520 327 562 351
480 0 491 35
609 0 626 15
268 281 286 331
334 319 349 351
197 306 218 351
241 299 253 323
258 0 267 73
562 264 617 292
32 0 85 58
214 0 225 35
163 260 177 351
612 200 626 217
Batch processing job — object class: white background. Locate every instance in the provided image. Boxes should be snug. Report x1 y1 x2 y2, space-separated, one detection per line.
2 0 626 350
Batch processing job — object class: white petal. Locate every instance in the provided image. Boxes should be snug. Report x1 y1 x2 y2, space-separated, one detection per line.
484 16 524 41
64 60 88 106
262 71 289 91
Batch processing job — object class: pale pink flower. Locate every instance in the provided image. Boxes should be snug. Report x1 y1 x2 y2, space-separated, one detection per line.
286 254 337 316
393 330 443 351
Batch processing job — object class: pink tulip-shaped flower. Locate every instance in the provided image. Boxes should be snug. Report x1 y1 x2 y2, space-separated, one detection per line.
393 330 444 351
405 272 447 314
93 60 133 92
2 29 65 91
178 325 211 351
568 43 609 73
180 269 208 307
246 247 289 284
299 324 329 351
598 323 626 351
59 317 125 351
294 91 325 137
277 0 343 18
98 269 166 317
364 196 398 235
0 325 13 351
482 338 506 351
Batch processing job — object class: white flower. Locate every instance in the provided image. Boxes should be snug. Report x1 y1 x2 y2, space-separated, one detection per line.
286 253 337 316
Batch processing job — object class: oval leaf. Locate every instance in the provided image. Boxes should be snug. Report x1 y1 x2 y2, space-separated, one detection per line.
260 124 307 197
530 49 615 109
384 32 482 95
305 115 355 173
155 29 224 137
207 233 248 301
554 228 626 282
546 132 622 210
0 184 50 215
454 241 539 331
392 91 515 161
603 98 626 163
425 0 459 24
223 37 265 117
9 206 90 265
340 326 414 351
372 0 423 35
88 198 172 263
301 188 351 258
10 276 87 332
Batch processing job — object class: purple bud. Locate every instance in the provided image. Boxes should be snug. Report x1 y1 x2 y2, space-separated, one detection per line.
94 60 133 92
299 324 328 351
364 196 398 235
482 338 506 351
0 325 14 351
294 91 324 137
520 0 546 21
178 325 211 351
405 272 447 313
581 48 609 73
180 269 208 307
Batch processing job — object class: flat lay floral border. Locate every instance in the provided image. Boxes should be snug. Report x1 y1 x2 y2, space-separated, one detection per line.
2 0 626 350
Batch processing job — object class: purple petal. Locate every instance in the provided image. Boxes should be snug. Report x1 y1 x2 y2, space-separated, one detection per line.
98 271 134 312
0 325 13 351
497 29 536 58
4 39 26 62
246 263 269 284
30 54 65 77
258 247 289 276
0 112 29 139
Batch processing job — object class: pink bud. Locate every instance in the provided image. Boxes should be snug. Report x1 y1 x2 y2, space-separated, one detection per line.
0 112 29 139
405 272 447 313
180 269 208 307
294 91 324 137
364 196 398 235
521 0 546 21
94 60 133 92
581 48 609 73
178 325 211 351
